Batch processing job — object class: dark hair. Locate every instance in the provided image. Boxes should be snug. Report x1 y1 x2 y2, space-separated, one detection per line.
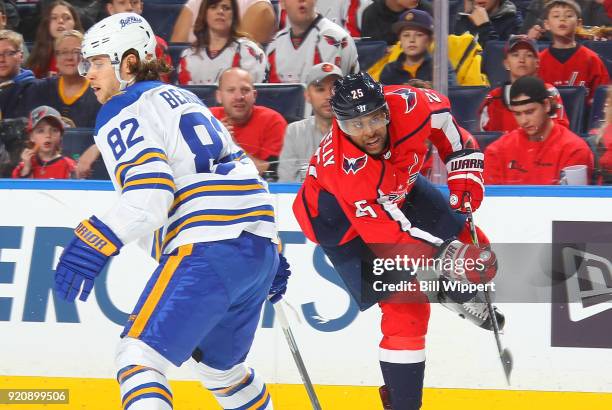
543 0 582 19
125 49 173 82
0 1 6 16
193 0 245 52
26 1 83 77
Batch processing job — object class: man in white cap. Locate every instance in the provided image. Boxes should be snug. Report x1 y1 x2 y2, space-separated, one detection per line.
278 62 342 182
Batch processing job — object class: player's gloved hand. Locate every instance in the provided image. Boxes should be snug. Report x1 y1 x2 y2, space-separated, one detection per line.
269 253 292 304
54 216 123 302
446 149 485 212
438 240 497 284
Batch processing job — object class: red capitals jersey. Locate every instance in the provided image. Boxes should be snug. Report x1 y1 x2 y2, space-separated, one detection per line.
293 85 473 249
538 45 610 104
12 155 75 179
479 83 570 132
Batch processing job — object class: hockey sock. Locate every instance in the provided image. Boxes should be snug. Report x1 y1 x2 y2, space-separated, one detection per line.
117 365 173 410
379 360 425 410
203 366 272 410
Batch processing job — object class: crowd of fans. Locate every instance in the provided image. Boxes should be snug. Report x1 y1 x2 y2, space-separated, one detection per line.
0 0 610 186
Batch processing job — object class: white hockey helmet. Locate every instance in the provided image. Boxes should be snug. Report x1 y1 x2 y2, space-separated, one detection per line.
79 12 157 90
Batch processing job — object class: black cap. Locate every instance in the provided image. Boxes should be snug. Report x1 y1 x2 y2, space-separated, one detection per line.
509 76 550 106
330 72 386 121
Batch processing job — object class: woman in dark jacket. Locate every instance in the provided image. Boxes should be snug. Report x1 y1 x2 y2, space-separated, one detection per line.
453 0 523 47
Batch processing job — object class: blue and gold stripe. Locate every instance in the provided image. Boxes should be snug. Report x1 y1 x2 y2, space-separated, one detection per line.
163 205 275 250
122 172 175 194
114 148 169 188
169 179 268 217
229 384 270 410
219 150 248 163
116 365 165 384
209 369 255 398
122 381 173 409
150 228 164 262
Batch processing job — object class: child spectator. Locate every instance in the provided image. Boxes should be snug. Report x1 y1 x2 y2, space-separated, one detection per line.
22 30 99 128
479 34 569 132
538 0 610 104
453 0 523 47
278 62 341 182
12 105 75 179
379 9 457 85
361 0 432 45
0 29 35 120
177 0 267 85
267 0 359 83
484 76 593 184
26 1 83 78
210 67 286 179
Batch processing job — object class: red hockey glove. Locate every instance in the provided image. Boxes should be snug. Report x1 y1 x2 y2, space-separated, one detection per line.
446 149 485 212
438 240 497 284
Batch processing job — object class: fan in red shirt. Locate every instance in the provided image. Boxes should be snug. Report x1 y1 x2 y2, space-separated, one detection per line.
210 68 286 180
12 105 75 179
479 35 569 133
293 72 502 410
485 76 594 185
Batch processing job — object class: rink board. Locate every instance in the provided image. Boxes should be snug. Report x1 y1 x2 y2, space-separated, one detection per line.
1 181 612 409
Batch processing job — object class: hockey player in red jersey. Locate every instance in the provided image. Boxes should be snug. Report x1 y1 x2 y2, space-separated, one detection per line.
293 72 502 409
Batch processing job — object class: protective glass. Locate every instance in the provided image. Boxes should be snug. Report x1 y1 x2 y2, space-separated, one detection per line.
337 107 389 137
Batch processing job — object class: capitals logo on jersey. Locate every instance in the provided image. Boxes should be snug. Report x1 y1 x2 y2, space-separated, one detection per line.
343 154 367 174
388 88 417 114
323 34 349 49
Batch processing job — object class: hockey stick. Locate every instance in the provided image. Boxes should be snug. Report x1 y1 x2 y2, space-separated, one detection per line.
273 300 323 410
464 202 514 385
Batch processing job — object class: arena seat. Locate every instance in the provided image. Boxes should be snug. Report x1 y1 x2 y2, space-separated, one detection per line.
588 85 608 132
557 86 587 134
447 86 490 133
472 131 503 151
142 2 184 42
355 40 388 71
61 128 109 180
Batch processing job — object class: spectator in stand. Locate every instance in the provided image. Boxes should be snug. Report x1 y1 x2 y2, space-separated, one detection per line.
172 0 276 45
484 76 593 184
103 0 173 83
538 0 610 104
361 0 432 45
315 0 373 36
453 0 523 47
26 1 83 78
604 0 612 19
479 34 569 132
380 9 457 85
0 1 20 31
278 62 341 182
587 86 612 184
0 30 35 120
12 105 75 179
522 0 611 39
22 30 99 128
211 67 286 179
267 0 359 83
177 0 267 85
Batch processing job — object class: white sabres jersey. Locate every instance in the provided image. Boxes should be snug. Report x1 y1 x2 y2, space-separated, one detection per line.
177 38 267 85
94 81 277 259
266 15 359 83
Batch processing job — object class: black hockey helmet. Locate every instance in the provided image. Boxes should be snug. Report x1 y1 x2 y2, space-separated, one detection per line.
330 72 387 121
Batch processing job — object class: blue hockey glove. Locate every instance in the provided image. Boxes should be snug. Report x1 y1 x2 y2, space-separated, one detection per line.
269 253 291 304
54 216 123 302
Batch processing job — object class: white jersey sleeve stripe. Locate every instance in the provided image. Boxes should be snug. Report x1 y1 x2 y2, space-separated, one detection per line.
114 147 169 187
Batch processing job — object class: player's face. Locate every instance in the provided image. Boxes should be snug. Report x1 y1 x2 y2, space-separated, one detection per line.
0 39 22 81
49 5 75 40
30 119 62 156
510 97 551 137
399 29 431 59
504 46 538 80
217 70 256 123
544 6 579 39
306 76 338 120
340 108 389 156
207 0 233 34
55 36 81 77
84 55 121 104
282 0 316 27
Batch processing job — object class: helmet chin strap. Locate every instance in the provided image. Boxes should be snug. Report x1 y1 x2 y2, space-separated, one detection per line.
113 63 135 91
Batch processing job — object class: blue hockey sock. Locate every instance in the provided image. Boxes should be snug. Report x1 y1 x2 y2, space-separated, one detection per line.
379 361 425 410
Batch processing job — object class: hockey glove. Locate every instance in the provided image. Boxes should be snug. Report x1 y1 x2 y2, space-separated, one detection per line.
54 216 123 302
446 149 485 212
438 240 497 284
269 253 291 304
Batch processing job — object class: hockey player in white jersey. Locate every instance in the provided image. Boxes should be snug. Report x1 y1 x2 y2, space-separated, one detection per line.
53 12 290 410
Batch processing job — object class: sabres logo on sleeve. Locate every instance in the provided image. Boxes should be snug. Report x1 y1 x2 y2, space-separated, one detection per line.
388 88 417 114
343 154 368 174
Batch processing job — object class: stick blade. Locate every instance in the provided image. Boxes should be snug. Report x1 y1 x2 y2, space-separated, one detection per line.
501 348 513 385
